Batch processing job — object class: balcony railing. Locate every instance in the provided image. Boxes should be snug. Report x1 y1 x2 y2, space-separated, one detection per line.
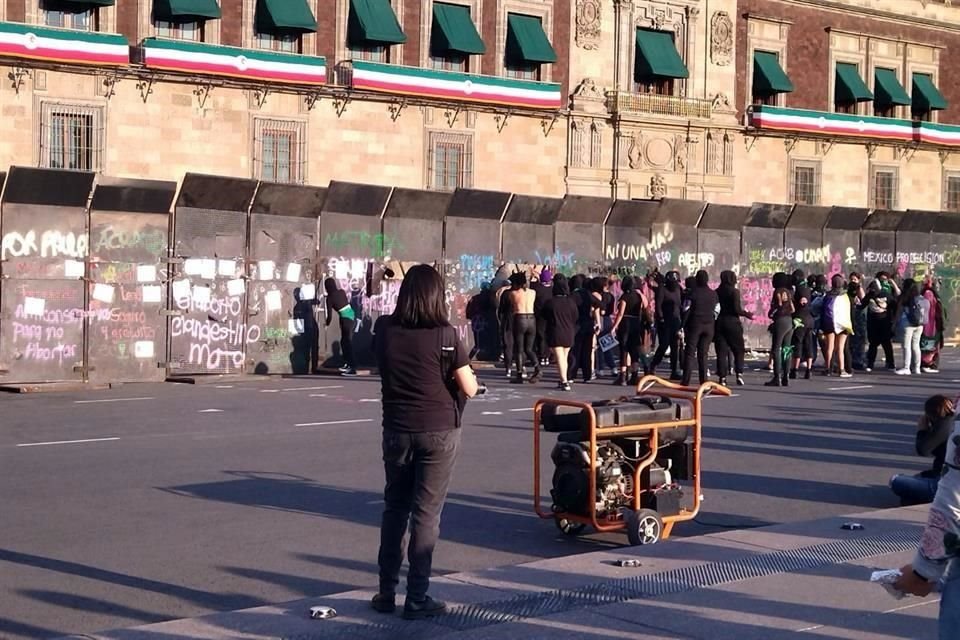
607 91 712 119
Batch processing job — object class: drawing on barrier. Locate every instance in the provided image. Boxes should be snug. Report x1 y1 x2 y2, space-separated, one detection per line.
324 231 402 259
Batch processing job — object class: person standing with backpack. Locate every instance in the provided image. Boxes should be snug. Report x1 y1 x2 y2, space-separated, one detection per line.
897 282 930 376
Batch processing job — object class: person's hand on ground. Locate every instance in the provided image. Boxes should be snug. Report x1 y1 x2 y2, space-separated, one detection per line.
893 564 934 596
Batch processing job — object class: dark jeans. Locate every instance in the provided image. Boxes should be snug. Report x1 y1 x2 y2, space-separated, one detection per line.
569 330 595 382
339 317 355 368
378 429 461 601
512 314 538 374
681 323 714 386
535 316 550 361
792 326 815 361
770 315 795 381
866 313 895 369
889 473 938 506
650 318 681 375
714 316 745 376
618 317 647 371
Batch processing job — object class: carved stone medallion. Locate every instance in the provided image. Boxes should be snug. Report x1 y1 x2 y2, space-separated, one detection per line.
710 11 733 66
575 0 601 51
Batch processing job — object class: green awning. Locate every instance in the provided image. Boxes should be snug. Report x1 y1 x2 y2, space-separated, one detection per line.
59 0 115 6
153 0 220 20
506 14 556 64
753 50 793 95
635 28 688 79
835 62 873 103
349 0 406 45
913 73 947 112
256 0 317 34
432 2 485 55
874 68 911 107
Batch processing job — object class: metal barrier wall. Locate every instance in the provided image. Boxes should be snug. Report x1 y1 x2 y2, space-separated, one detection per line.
740 203 790 348
652 199 704 276
861 209 902 276
87 177 176 384
603 199 658 276
247 182 325 375
555 196 611 275
0 167 94 383
824 207 868 279
502 195 561 266
168 174 258 375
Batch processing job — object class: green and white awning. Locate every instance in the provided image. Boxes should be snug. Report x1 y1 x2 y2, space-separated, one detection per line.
913 73 947 112
256 0 317 34
874 68 911 107
153 0 221 20
753 51 793 95
348 0 406 45
835 62 873 103
432 2 484 55
506 14 556 64
635 28 688 79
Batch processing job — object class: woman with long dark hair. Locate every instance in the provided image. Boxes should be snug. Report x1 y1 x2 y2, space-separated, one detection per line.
324 278 357 375
766 287 795 387
541 274 579 391
372 264 479 620
649 270 683 379
714 270 752 386
610 275 648 386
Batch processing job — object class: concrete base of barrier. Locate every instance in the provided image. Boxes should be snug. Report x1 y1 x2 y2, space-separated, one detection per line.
0 381 112 394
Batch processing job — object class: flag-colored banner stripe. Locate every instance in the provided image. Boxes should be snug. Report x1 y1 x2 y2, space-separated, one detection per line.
751 110 914 141
917 125 960 146
0 24 128 66
351 63 560 109
142 40 326 85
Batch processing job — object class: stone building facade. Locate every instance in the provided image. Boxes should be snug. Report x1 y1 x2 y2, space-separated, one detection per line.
3 0 960 212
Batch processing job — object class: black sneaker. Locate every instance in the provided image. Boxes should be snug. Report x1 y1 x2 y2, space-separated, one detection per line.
613 373 626 386
341 368 357 377
371 593 396 614
559 381 572 392
403 595 447 620
627 372 640 386
736 374 745 386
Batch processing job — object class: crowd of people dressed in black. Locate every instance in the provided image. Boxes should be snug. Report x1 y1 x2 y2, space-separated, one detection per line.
470 266 947 390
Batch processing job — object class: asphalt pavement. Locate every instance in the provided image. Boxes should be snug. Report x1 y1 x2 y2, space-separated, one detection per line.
2 351 959 639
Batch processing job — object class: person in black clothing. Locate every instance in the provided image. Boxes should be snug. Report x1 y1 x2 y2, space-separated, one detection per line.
496 282 514 378
846 272 866 372
890 394 955 505
766 287 796 386
541 274 579 391
532 269 553 366
650 270 683 380
372 264 480 620
789 288 815 380
714 270 753 387
568 275 601 383
681 270 719 387
863 276 897 371
324 278 357 375
292 286 321 374
596 277 618 376
611 276 648 386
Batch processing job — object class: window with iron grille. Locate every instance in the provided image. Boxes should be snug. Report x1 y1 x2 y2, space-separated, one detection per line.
871 166 898 210
505 60 540 81
789 160 821 205
43 0 95 30
253 119 307 184
39 102 104 171
431 52 467 72
351 44 388 62
427 132 472 191
944 174 960 212
156 20 203 41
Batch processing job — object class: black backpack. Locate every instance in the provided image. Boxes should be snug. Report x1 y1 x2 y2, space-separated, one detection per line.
906 297 924 327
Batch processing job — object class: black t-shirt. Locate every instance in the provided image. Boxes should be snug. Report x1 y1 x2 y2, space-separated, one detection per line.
657 286 682 321
326 289 349 318
576 289 600 330
601 291 616 316
619 291 643 317
373 316 469 433
533 282 553 316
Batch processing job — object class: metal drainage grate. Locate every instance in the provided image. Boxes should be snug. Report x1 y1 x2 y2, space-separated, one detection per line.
285 530 920 639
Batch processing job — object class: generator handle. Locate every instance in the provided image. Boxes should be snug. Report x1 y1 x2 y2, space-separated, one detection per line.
533 399 595 520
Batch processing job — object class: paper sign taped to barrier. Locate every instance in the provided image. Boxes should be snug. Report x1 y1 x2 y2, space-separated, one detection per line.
64 259 85 278
134 341 154 359
598 333 619 353
334 261 349 281
92 283 115 304
183 258 203 276
227 278 246 297
199 259 217 280
285 263 302 283
258 260 276 281
171 279 191 300
300 283 316 300
264 290 282 311
141 285 162 304
136 265 157 283
23 296 45 317
288 318 304 335
192 285 211 305
218 259 237 277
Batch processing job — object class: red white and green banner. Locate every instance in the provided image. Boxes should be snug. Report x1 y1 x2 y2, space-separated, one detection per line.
748 106 914 143
141 38 326 86
0 21 128 67
915 122 960 147
350 60 561 110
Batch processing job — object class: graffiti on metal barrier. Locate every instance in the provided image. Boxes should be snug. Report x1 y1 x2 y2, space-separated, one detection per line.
1 229 88 260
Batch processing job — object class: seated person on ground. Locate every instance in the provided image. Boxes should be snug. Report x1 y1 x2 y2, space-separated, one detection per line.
890 394 955 506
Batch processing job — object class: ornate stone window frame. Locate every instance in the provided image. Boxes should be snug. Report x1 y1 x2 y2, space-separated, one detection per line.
866 37 906 120
905 42 942 123
242 0 317 52
336 0 405 64
420 0 482 73
827 29 869 116
29 0 117 33
943 169 960 212
788 157 822 206
869 162 900 210
745 14 791 110
140 0 221 44
624 2 692 97
495 0 554 82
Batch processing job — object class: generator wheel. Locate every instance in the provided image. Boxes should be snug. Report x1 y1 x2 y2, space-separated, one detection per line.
555 517 587 536
626 509 663 546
